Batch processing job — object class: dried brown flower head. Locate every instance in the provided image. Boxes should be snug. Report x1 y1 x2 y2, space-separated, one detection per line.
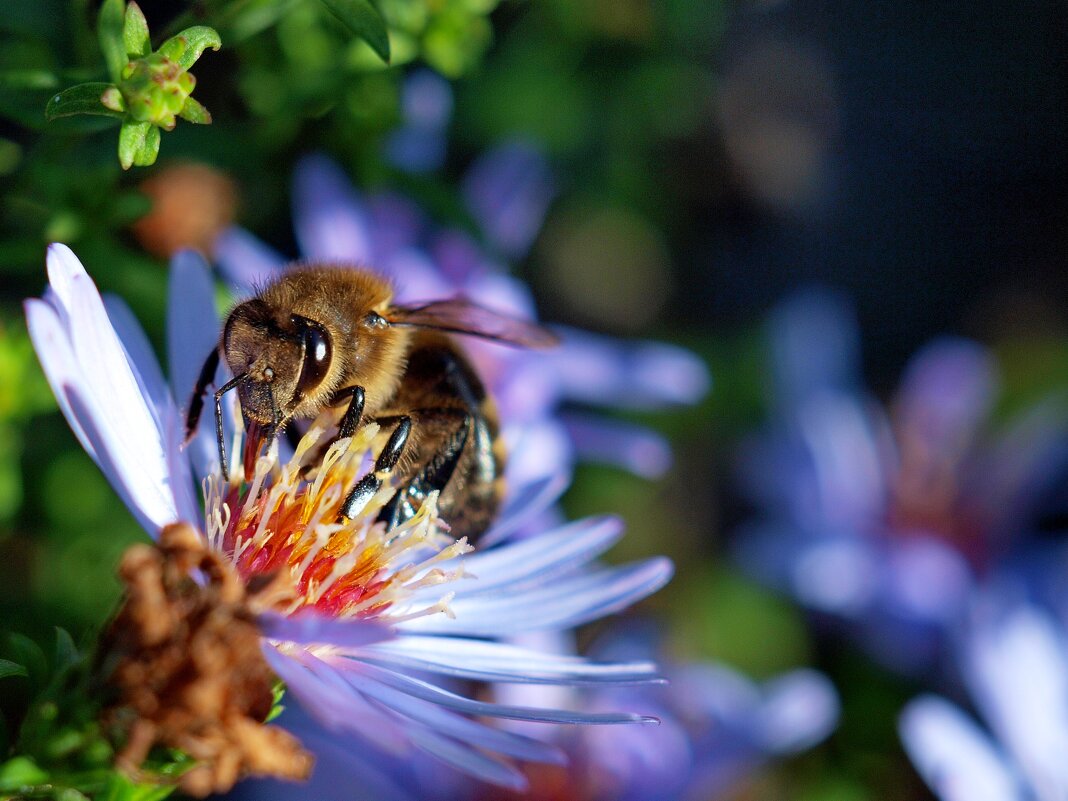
101 523 313 797
130 162 237 258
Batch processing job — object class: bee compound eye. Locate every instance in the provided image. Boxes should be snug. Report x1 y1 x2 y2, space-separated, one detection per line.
295 323 332 396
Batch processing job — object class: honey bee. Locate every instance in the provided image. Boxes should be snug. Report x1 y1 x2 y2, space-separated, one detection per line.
184 265 557 539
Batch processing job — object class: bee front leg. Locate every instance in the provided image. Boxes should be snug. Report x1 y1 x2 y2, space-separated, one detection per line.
333 385 366 438
184 348 220 443
338 416 412 522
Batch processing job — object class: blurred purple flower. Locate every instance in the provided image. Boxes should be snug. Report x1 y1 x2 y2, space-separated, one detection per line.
213 153 709 489
484 626 840 801
900 594 1068 801
26 244 675 793
462 140 556 259
735 289 1068 674
385 70 454 174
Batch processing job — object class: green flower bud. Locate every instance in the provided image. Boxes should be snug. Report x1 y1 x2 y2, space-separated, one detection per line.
118 53 193 131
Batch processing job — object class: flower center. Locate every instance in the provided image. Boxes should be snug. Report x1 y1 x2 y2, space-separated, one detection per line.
203 417 471 621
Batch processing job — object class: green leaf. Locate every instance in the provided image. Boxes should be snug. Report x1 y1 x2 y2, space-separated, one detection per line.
118 120 160 169
156 26 222 71
319 0 391 63
98 0 127 82
0 658 27 679
5 633 47 690
54 628 79 671
123 2 151 59
0 756 48 792
266 679 285 722
177 95 211 124
99 771 178 801
45 83 124 121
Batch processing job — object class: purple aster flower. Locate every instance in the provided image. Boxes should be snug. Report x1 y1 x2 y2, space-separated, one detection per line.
212 153 709 486
735 289 1068 675
900 593 1068 801
26 243 675 792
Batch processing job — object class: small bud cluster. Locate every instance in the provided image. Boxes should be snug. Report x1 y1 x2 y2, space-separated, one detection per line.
44 0 219 169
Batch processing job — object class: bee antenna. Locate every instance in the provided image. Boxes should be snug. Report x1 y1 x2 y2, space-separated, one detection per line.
213 372 247 482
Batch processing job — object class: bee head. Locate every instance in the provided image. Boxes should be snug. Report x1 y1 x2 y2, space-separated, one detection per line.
223 299 333 424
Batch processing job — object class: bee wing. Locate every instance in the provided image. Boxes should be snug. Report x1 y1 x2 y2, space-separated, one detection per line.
388 298 559 348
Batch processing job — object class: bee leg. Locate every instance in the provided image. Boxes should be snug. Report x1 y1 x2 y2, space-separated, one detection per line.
298 386 366 477
335 385 366 438
184 348 220 443
378 411 471 532
213 372 246 482
338 416 412 521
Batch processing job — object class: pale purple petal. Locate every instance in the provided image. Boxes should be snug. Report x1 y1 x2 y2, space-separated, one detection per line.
43 242 84 315
293 154 373 262
64 392 171 535
894 339 996 460
899 695 1024 801
257 612 393 647
384 70 452 174
789 538 878 616
25 299 97 459
366 192 426 259
399 69 453 129
491 360 561 426
501 418 574 490
428 229 491 286
168 250 230 480
551 327 711 409
162 405 201 526
752 669 840 753
212 227 286 293
416 515 624 600
381 248 453 302
341 661 658 726
462 140 555 259
562 413 673 478
339 666 565 765
883 539 972 623
103 295 170 424
356 635 659 685
385 129 448 175
964 604 1068 796
406 725 527 791
53 254 179 532
400 558 674 636
480 472 571 547
459 271 537 319
581 694 693 801
229 705 426 801
794 393 888 531
264 647 411 754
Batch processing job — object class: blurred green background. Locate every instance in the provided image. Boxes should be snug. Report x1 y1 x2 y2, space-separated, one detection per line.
2 1 1067 798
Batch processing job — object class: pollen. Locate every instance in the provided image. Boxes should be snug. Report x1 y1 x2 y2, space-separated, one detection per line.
203 415 472 624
